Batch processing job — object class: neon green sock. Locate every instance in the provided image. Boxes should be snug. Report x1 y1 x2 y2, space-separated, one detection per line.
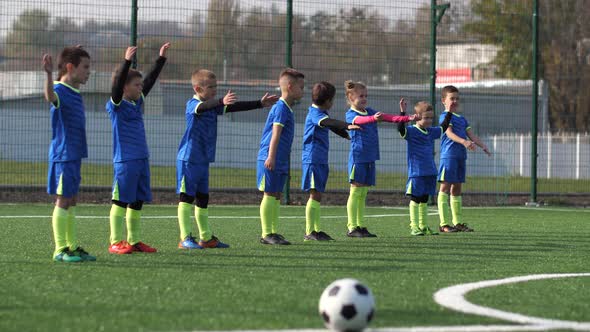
305 198 314 235
272 197 281 234
438 192 451 226
178 202 193 240
109 204 126 244
346 187 361 231
409 201 419 230
451 195 462 225
259 195 273 237
357 187 368 228
419 202 428 229
312 200 321 232
195 206 212 241
66 206 77 249
126 208 141 245
52 206 68 256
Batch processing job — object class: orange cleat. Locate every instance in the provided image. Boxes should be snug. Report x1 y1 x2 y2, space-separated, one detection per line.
109 241 133 254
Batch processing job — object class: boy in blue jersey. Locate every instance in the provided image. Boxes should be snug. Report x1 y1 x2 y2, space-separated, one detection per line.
106 43 170 254
302 81 360 241
258 68 305 245
437 85 491 233
42 46 96 262
399 99 452 236
177 69 279 249
344 81 418 238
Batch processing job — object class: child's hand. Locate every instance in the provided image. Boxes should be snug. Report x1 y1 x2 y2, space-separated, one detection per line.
373 112 383 121
159 42 171 57
463 140 476 151
482 146 492 156
399 98 407 113
260 93 279 107
409 113 421 121
42 54 53 73
223 90 237 105
348 124 362 131
264 157 275 170
125 46 137 61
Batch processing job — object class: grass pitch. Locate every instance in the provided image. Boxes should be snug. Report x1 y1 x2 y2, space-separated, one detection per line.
0 204 588 331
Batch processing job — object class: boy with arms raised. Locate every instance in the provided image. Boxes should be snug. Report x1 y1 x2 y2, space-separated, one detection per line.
177 70 279 249
437 85 491 233
42 46 96 262
258 68 305 245
398 99 452 236
106 43 170 254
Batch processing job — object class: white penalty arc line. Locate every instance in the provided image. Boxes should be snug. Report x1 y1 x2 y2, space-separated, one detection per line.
0 213 439 220
433 273 590 331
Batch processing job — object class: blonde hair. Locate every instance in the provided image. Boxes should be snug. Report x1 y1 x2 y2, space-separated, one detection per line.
344 80 367 104
414 101 433 116
191 69 216 87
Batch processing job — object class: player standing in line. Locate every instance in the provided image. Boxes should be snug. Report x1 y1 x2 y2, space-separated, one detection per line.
42 46 96 262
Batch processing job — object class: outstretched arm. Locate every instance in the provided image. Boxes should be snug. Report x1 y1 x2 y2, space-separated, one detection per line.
42 54 57 106
320 118 360 140
445 126 476 151
142 42 170 97
226 93 279 113
467 130 492 156
195 90 237 114
112 47 135 104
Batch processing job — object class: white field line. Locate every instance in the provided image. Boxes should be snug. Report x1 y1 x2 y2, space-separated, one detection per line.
433 273 590 331
193 326 552 332
0 212 439 219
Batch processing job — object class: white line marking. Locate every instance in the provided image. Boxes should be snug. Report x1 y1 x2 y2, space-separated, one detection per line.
434 273 590 331
195 326 550 332
0 213 439 220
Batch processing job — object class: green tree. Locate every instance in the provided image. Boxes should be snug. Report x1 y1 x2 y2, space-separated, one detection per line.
5 9 52 68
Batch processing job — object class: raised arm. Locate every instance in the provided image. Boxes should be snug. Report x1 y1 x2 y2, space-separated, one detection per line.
142 42 170 97
397 98 407 137
440 111 453 132
264 124 283 171
112 47 136 104
42 54 57 106
467 130 492 156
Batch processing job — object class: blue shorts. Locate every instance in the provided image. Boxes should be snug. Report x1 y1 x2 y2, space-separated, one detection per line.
301 163 329 192
177 160 209 196
438 158 466 183
257 160 288 193
112 159 152 203
47 160 82 197
406 176 437 197
348 161 376 186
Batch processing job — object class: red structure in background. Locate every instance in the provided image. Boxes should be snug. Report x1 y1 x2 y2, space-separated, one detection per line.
436 68 472 83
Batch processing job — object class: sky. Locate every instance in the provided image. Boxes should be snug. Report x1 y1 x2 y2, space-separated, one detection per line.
0 0 429 37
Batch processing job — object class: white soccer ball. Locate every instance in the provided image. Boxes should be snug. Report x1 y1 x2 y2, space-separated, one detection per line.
318 278 375 332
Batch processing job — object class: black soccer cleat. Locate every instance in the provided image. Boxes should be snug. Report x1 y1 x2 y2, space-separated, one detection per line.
359 227 377 238
347 227 364 238
316 231 335 241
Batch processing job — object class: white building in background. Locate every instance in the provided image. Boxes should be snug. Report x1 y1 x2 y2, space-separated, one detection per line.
436 43 500 82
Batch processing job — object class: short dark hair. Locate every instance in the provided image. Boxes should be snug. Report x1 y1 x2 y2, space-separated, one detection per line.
126 69 143 84
279 68 304 81
441 85 459 99
57 46 90 80
312 81 336 106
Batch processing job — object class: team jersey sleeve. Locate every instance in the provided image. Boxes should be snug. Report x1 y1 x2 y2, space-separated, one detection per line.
273 106 290 127
430 126 443 139
310 111 329 128
345 110 356 124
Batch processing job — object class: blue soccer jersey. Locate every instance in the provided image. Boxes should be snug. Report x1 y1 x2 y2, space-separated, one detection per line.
257 98 295 172
106 95 149 162
345 107 379 163
177 96 227 163
440 111 470 159
301 105 330 165
402 125 443 177
48 82 88 161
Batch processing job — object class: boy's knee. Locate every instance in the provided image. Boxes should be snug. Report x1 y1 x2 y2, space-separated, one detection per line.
179 193 195 204
195 192 209 208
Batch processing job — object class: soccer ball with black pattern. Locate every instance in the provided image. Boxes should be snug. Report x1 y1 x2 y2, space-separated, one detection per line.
318 278 375 331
